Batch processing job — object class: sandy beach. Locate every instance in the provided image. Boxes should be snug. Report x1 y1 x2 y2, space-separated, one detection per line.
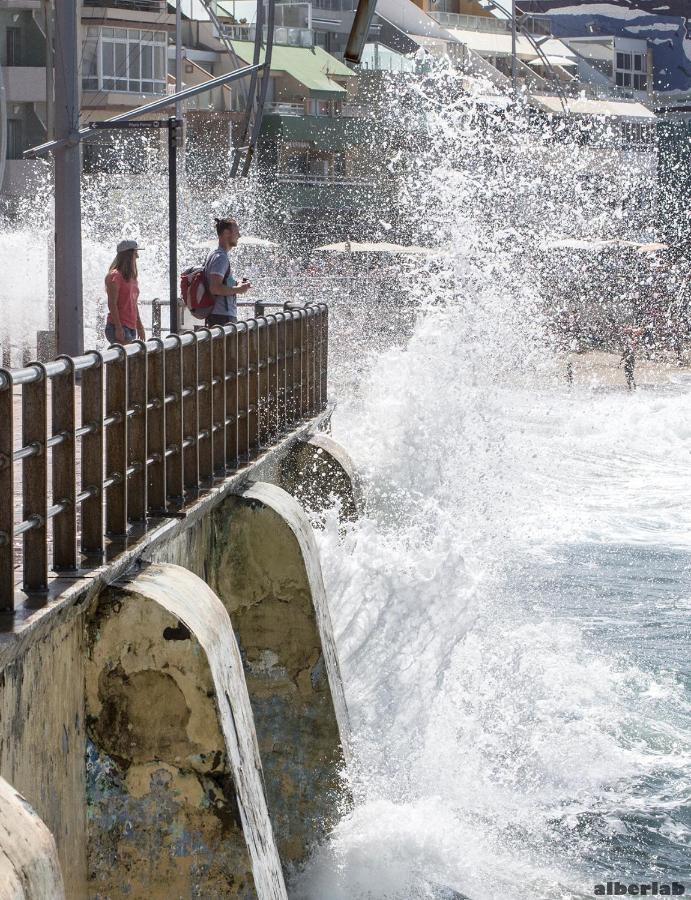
565 349 691 390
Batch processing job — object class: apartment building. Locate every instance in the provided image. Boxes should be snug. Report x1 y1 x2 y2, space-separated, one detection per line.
0 1 49 200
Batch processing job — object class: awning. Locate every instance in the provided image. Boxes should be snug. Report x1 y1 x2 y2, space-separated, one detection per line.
229 42 351 99
528 55 578 68
533 94 657 121
447 28 574 62
542 239 663 253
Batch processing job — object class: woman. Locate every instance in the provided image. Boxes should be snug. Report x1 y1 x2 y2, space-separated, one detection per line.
105 239 146 345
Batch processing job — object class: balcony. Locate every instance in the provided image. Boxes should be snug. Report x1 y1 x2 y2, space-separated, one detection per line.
264 101 364 119
265 102 306 116
83 0 166 10
429 11 551 36
2 67 45 103
276 171 372 187
220 23 313 48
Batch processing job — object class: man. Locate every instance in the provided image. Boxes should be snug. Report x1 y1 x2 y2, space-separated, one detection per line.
205 217 251 327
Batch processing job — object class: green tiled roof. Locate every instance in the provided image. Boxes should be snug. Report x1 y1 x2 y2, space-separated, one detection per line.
229 41 353 98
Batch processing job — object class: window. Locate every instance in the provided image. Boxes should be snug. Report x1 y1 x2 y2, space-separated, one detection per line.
7 118 22 159
81 26 168 95
615 49 647 91
6 28 20 66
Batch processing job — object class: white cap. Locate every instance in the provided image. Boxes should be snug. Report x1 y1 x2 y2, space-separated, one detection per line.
116 239 144 253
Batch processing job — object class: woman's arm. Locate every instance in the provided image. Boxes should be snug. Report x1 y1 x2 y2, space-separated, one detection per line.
106 277 125 343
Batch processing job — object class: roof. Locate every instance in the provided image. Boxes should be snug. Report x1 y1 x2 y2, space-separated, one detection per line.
533 94 656 119
447 27 575 61
229 41 352 99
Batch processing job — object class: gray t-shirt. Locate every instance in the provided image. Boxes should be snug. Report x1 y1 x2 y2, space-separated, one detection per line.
205 247 237 318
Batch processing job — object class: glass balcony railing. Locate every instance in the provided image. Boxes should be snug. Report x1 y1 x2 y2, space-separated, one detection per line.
220 23 313 48
429 10 551 36
428 12 510 33
265 102 306 116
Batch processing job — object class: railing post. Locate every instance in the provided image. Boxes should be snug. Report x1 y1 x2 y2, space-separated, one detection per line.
247 321 259 458
23 363 48 596
0 372 14 610
299 309 308 420
152 298 161 337
211 326 226 477
128 342 148 523
182 333 199 494
257 318 270 447
237 323 249 464
321 304 328 409
225 325 238 471
81 353 105 557
52 356 77 571
147 338 166 514
267 314 279 441
165 334 184 505
285 313 296 426
105 348 128 536
276 313 287 433
197 328 214 485
307 308 317 417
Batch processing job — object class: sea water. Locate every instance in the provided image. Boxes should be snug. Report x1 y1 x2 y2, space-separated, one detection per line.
292 77 690 899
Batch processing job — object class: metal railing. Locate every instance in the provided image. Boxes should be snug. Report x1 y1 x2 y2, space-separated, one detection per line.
265 102 306 117
83 0 166 9
0 304 328 612
275 172 371 186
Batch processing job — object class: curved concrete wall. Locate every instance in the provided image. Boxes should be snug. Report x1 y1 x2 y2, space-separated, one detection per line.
213 482 351 871
0 776 65 900
0 613 86 898
278 433 360 521
85 564 286 899
0 427 358 897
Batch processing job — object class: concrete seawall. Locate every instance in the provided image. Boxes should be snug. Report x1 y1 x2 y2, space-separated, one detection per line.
0 425 357 897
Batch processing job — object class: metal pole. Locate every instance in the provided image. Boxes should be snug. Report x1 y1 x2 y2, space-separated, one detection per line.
511 1 518 92
175 0 183 122
43 0 54 140
54 0 83 356
168 118 180 334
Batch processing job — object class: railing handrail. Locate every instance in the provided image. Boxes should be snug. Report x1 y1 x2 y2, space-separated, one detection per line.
0 308 319 389
0 303 330 612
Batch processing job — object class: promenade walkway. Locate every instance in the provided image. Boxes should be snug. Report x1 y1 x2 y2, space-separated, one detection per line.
1 307 329 612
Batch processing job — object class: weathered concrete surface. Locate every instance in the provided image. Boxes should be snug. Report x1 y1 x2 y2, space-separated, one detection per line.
0 776 65 899
85 565 286 900
279 433 360 521
212 482 351 872
0 613 87 898
0 417 350 898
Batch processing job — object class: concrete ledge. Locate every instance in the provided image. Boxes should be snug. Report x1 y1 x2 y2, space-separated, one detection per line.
85 564 286 899
213 482 351 871
0 776 65 900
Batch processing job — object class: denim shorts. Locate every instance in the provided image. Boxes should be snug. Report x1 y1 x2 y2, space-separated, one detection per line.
105 323 137 344
205 314 238 328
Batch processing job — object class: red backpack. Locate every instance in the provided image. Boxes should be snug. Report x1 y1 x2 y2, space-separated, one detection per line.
180 253 230 320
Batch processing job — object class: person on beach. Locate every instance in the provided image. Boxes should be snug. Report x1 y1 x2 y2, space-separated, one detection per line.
105 240 146 345
620 325 645 391
205 217 252 328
